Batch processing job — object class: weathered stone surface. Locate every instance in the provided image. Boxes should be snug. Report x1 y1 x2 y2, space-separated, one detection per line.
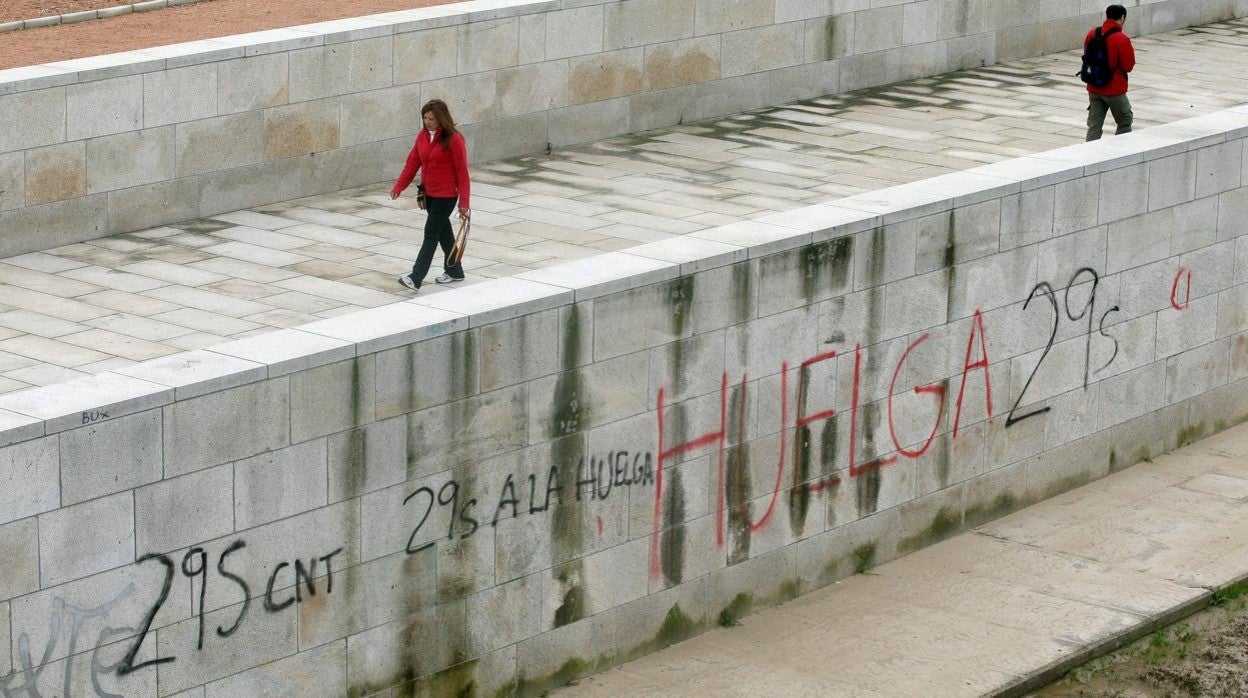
459 18 519 74
643 36 720 91
340 83 422 146
144 64 218 128
134 463 233 554
394 26 459 85
176 111 265 176
0 436 59 527
264 98 341 160
106 177 201 234
547 6 604 60
0 518 39 601
217 53 290 114
24 141 86 206
568 49 644 105
288 37 393 102
0 87 64 152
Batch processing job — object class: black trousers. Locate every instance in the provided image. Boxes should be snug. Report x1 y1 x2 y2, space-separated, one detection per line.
410 196 465 286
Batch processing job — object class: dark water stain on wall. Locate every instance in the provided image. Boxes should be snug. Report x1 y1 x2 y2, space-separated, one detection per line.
550 307 591 627
725 381 752 565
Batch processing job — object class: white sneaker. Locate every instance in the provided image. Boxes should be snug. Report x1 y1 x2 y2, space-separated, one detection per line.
397 274 418 291
435 273 464 284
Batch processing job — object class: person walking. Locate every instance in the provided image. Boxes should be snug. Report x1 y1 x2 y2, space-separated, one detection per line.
1084 4 1136 141
390 99 470 291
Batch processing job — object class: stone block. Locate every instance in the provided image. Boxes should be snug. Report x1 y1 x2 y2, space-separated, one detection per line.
264 98 341 160
468 573 543 654
197 157 304 216
86 125 175 194
438 523 496 603
0 151 23 212
549 98 631 148
695 70 772 119
726 306 819 380
949 245 1038 320
1166 338 1230 405
289 356 376 442
0 436 59 526
498 61 570 118
993 183 1053 253
546 6 604 59
24 141 86 206
1097 163 1149 224
298 547 436 650
421 71 499 125
155 595 298 695
235 439 328 529
541 539 647 626
591 277 697 361
853 224 916 291
344 600 468 693
480 309 560 392
1035 226 1106 286
1171 196 1220 254
929 199 1000 271
0 87 64 152
643 36 720 92
1024 431 1112 504
288 37 393 102
947 31 995 71
297 140 394 198
39 491 133 593
60 409 162 505
603 0 695 50
375 330 479 419
648 329 727 405
144 64 217 128
0 518 39 601
1147 151 1197 212
340 83 422 147
394 26 459 85
1053 174 1099 236
519 12 545 64
66 75 143 140
1157 295 1217 358
1217 284 1248 340
459 18 519 74
854 5 904 53
767 59 842 106
409 385 529 477
880 270 949 341
135 463 233 554
327 415 407 502
568 49 644 105
106 177 201 234
216 53 289 115
1196 140 1242 198
720 23 803 78
528 352 648 442
805 14 855 62
1097 360 1166 431
162 378 290 477
176 111 265 176
695 0 772 35
629 84 697 133
1179 239 1235 302
205 639 344 697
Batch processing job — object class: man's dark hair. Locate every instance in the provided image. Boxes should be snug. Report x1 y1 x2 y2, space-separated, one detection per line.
1106 4 1127 20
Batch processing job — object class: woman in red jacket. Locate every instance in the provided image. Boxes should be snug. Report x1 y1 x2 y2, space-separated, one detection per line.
390 99 470 291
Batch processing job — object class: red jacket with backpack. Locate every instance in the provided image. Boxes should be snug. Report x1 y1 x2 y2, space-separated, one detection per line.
391 129 471 209
1084 20 1135 96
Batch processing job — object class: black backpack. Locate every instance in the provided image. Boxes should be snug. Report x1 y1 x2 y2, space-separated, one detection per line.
1078 27 1121 87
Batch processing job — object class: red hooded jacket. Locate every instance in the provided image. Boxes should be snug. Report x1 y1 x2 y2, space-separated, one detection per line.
1085 19 1135 97
391 129 471 209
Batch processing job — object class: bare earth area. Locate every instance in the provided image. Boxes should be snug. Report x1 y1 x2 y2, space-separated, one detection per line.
0 0 452 70
1034 584 1248 698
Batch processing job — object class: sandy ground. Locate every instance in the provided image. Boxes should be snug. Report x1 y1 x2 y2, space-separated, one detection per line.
1033 585 1248 698
0 0 453 70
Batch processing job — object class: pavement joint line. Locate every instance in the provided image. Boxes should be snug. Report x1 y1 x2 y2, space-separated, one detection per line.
0 0 203 33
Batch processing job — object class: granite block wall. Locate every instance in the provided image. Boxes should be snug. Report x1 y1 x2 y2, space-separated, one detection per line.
0 107 1246 695
0 0 1243 252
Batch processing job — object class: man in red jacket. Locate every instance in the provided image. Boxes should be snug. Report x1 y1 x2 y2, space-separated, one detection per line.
1085 4 1136 141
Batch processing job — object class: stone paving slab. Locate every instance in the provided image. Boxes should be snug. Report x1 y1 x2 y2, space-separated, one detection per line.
556 424 1248 698
4 18 1248 394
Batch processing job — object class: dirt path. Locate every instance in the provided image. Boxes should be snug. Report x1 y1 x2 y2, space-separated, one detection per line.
0 0 454 70
1033 583 1248 698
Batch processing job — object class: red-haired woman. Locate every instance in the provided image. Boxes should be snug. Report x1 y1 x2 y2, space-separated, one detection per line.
390 99 470 291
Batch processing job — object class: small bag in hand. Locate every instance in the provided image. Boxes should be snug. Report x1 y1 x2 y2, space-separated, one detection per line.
416 184 427 210
449 214 471 265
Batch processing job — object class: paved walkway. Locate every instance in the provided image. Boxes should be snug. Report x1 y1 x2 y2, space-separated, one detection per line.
557 422 1248 697
2 19 1248 393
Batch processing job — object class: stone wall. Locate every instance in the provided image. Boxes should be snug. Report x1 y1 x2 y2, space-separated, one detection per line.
1 105 1247 695
1 0 1244 253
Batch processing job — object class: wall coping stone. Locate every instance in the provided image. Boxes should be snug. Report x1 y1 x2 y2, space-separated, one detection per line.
207 327 356 377
0 372 172 435
112 349 269 400
300 301 468 354
513 251 679 301
407 277 573 326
